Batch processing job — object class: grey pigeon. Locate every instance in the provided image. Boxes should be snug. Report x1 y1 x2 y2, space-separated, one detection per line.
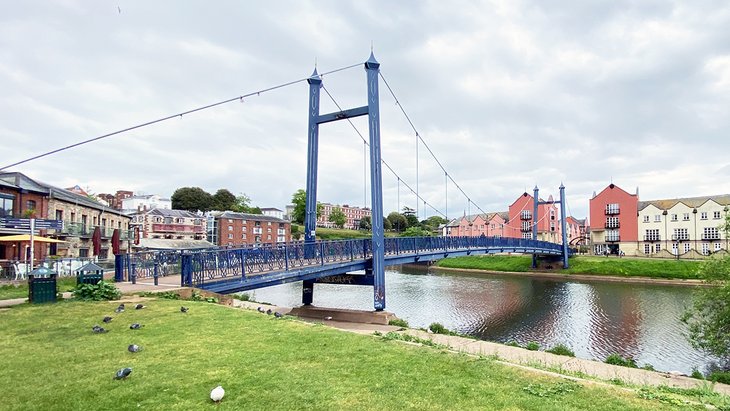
128 344 141 353
180 306 189 313
257 307 265 313
102 316 113 323
135 304 145 310
92 325 108 333
266 309 272 315
129 323 143 330
274 312 283 318
115 304 125 313
114 367 132 380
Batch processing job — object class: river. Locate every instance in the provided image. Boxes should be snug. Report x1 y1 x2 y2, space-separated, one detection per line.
243 264 718 374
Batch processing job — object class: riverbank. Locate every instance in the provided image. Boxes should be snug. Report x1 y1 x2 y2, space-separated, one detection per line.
436 255 706 283
1 297 726 410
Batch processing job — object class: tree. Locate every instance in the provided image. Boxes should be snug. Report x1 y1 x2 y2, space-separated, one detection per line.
211 189 237 211
421 216 447 232
359 216 372 230
400 226 432 237
387 212 407 232
171 187 213 212
402 206 419 228
383 216 392 231
291 189 322 224
682 255 730 367
329 207 346 229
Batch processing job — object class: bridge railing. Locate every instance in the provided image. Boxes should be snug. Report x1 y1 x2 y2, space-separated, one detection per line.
126 250 182 281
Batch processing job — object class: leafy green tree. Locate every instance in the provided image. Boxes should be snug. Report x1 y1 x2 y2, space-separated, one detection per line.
421 216 447 232
400 226 432 237
291 189 322 224
402 206 419 228
359 216 372 230
383 216 392 231
211 189 237 211
387 212 407 232
682 255 730 366
329 207 346 229
720 212 730 251
171 187 213 212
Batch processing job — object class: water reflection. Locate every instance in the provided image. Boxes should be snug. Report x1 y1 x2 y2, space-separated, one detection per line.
245 265 716 374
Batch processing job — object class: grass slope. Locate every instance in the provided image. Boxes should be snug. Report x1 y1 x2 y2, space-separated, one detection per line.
0 299 694 410
437 255 704 280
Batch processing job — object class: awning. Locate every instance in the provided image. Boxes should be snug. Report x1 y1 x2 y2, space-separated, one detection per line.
0 234 67 243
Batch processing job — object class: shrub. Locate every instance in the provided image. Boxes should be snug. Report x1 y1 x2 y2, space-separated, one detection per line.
690 369 705 380
505 341 520 347
428 322 450 335
525 341 540 351
239 293 251 302
641 364 655 371
546 344 574 357
604 353 637 368
709 370 730 385
388 318 409 328
72 280 121 301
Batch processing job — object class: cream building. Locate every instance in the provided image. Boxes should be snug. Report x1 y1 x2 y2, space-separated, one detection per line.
637 195 730 258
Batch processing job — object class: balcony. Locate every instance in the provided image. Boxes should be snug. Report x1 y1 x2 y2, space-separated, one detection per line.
59 222 92 237
152 223 204 234
605 208 620 215
253 228 263 234
643 235 661 242
520 213 532 221
605 236 621 242
671 234 689 241
520 226 532 232
605 222 620 229
702 233 721 241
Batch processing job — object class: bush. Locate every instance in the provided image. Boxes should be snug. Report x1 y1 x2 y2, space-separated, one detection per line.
525 341 540 351
428 322 450 335
72 280 121 301
641 364 655 371
709 370 730 385
505 341 520 347
546 344 574 357
388 318 409 328
690 369 705 380
604 353 637 368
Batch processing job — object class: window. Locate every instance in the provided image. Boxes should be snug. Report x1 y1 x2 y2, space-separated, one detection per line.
672 243 678 255
671 214 678 222
177 218 184 224
643 215 649 223
520 210 531 220
715 242 722 251
605 230 620 242
267 222 272 226
267 227 272 233
55 210 63 220
684 243 691 253
0 193 14 217
242 234 247 239
683 213 690 221
79 248 89 257
703 227 720 240
228 219 233 223
654 215 661 222
194 219 202 225
714 211 722 219
644 244 650 254
228 225 233 231
521 221 530 231
228 233 233 239
645 229 660 241
606 203 620 214
70 212 75 222
550 222 555 232
521 232 531 239
606 217 619 228
673 228 689 240
26 199 36 212
267 235 272 240
700 212 708 220
701 243 709 255
656 243 661 252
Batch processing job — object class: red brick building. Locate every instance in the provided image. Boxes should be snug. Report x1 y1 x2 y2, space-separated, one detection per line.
209 211 291 247
588 183 639 255
506 192 561 242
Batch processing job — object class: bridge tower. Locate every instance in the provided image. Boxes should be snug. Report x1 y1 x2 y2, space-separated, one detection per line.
303 52 387 310
532 185 570 269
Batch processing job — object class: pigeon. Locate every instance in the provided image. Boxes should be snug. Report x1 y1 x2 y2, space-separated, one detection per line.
135 304 145 310
129 323 143 330
128 344 142 353
266 309 272 315
257 307 265 313
324 316 333 321
114 367 132 380
92 325 108 333
115 304 125 313
210 385 225 403
274 312 283 318
103 316 113 323
180 306 189 313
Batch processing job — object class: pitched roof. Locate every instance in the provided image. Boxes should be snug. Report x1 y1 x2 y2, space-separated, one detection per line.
638 194 730 211
144 208 200 218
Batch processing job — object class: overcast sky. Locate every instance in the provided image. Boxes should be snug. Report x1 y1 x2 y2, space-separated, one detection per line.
2 1 729 221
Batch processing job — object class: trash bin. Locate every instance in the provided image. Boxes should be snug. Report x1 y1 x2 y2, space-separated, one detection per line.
28 267 57 304
76 262 105 285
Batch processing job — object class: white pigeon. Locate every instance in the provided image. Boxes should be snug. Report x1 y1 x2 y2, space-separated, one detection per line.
210 385 225 403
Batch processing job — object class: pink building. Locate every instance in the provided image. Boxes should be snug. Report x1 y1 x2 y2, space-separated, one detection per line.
506 192 561 242
588 183 639 255
444 212 509 237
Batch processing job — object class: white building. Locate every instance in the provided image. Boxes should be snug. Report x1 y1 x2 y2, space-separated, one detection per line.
122 194 172 212
260 207 285 220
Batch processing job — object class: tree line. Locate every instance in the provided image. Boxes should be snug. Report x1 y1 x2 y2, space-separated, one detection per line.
171 187 261 214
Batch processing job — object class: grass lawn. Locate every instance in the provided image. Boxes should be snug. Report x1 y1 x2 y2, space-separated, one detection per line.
295 225 398 240
436 255 705 280
0 277 78 300
0 298 699 410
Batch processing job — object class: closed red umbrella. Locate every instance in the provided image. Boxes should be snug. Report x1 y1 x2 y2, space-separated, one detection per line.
111 228 121 255
92 226 101 256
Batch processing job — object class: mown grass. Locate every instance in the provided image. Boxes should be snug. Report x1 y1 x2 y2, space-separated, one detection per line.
314 227 398 240
0 277 78 300
437 255 704 280
0 299 697 410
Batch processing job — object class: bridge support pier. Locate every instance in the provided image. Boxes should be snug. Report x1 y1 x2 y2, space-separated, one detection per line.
302 280 314 305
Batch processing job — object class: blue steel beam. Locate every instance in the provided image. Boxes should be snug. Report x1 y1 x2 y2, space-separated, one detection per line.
532 186 539 269
317 106 369 124
303 68 322 305
560 183 569 269
365 52 386 311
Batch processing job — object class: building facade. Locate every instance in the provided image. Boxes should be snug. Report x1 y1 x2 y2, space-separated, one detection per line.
208 211 291 247
122 194 172 212
444 212 509 237
588 184 639 255
130 208 206 242
261 208 285 220
317 203 371 230
506 192 561 242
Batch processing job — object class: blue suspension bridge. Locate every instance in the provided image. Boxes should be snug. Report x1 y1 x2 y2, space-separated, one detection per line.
106 52 571 311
